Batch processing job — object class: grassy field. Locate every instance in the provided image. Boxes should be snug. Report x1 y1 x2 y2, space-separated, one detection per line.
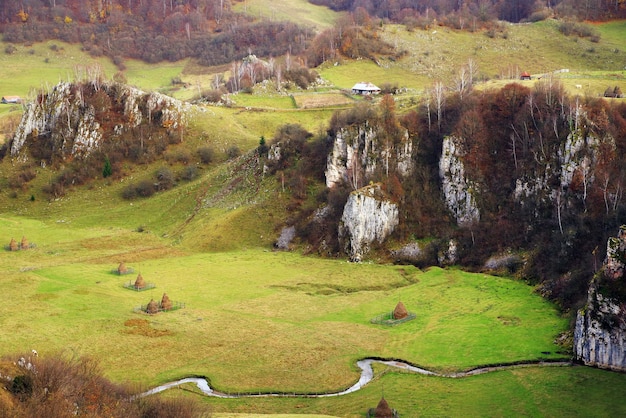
232 0 341 31
0 212 568 388
198 365 626 417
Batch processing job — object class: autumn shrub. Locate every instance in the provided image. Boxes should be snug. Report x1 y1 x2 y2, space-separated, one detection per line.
155 167 175 191
179 166 199 182
225 146 240 160
0 353 209 418
284 67 319 89
42 180 65 198
197 147 215 164
328 102 378 134
122 180 155 200
8 167 37 190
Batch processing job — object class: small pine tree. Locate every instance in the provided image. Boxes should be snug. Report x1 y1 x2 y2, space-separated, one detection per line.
258 136 268 155
102 156 112 178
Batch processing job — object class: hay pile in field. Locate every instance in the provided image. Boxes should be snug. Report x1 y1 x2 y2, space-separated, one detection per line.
160 293 172 310
9 238 18 251
146 299 158 315
371 397 394 418
392 301 408 320
118 262 128 275
20 236 29 250
134 273 146 290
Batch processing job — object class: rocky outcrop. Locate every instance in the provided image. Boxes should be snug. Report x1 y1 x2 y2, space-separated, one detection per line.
439 136 479 226
325 124 412 189
339 183 398 262
574 226 626 371
10 81 192 161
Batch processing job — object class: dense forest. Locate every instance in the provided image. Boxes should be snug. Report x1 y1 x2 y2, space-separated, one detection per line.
0 1 313 66
1 0 624 70
309 0 626 22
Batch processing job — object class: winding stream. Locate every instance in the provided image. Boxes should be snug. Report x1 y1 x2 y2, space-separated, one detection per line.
141 358 572 399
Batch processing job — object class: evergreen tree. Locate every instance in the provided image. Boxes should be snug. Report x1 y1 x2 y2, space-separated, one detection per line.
102 156 112 178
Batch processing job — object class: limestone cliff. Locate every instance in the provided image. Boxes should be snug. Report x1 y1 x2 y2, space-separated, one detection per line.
439 136 480 226
339 183 399 262
574 226 626 371
325 123 412 189
10 81 192 161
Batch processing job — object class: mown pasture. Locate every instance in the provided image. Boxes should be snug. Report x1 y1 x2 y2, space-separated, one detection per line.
1 209 566 387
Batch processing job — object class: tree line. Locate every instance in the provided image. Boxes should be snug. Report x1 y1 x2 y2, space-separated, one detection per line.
308 0 626 23
0 1 312 67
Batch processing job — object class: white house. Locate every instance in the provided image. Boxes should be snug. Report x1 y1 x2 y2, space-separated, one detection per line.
351 82 381 95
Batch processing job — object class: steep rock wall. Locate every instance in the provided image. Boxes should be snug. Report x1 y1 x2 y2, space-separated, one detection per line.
574 226 626 371
325 124 412 189
10 81 192 161
439 136 480 226
339 184 398 262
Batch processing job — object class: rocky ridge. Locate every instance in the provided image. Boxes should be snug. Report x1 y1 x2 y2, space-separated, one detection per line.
574 225 626 371
10 81 192 162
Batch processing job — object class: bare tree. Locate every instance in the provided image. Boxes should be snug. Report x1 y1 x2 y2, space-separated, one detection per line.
424 89 432 132
432 81 445 132
454 65 469 100
467 58 478 85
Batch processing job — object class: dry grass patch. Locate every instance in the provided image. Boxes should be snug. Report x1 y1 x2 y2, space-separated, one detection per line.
123 319 174 338
293 93 354 108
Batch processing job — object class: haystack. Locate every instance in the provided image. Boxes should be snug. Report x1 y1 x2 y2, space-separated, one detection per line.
146 299 159 314
20 236 29 250
134 273 146 290
118 262 128 275
375 397 393 418
160 293 172 311
9 238 18 251
392 301 408 320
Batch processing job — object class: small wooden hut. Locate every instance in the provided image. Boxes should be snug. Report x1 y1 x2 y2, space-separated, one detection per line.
9 238 18 251
146 299 159 314
161 293 172 311
392 301 408 320
134 273 146 290
20 236 29 250
520 71 531 80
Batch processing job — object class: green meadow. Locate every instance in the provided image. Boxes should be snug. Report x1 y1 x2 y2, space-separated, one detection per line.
0 214 568 386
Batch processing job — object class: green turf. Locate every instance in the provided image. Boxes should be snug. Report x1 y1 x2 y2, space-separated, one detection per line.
0 212 568 395
173 364 626 417
232 0 341 31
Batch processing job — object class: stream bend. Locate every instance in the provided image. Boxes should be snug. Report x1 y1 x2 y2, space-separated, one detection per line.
142 358 572 399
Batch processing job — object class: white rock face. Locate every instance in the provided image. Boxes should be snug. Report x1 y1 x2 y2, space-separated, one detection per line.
513 110 612 209
10 81 192 160
325 124 412 189
439 136 479 226
575 290 626 371
574 226 626 371
558 131 601 190
339 184 399 262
